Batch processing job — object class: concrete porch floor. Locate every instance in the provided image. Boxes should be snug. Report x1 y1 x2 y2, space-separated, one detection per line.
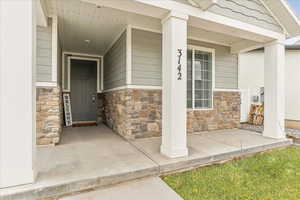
1 125 292 200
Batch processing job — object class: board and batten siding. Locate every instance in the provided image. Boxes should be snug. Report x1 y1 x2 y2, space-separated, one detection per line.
37 25 52 82
131 29 238 89
172 0 283 33
104 31 127 90
132 29 162 86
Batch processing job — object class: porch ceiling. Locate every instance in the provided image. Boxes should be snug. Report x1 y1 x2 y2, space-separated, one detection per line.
44 0 260 55
45 0 162 55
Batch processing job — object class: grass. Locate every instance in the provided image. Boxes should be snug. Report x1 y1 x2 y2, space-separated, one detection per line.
163 147 300 200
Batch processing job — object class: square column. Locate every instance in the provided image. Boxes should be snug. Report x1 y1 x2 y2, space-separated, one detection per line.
161 11 189 158
0 0 36 187
263 41 286 139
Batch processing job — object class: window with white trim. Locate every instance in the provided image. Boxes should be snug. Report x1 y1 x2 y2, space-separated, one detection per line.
187 46 214 109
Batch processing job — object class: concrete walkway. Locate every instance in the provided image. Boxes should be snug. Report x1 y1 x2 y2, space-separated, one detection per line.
240 123 300 143
60 177 182 200
1 125 292 200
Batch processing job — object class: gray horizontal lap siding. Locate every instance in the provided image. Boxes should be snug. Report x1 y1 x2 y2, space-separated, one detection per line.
172 0 282 33
104 31 127 90
37 26 52 82
209 0 282 33
132 29 162 86
188 39 238 89
131 29 238 89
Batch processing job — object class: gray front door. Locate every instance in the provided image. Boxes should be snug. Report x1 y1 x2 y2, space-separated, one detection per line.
71 59 97 122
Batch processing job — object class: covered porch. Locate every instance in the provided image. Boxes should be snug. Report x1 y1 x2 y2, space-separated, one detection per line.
1 126 291 199
1 0 297 192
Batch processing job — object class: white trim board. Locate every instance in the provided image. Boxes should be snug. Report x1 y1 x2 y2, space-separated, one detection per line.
36 82 57 87
103 85 162 93
134 0 285 41
258 0 288 35
51 16 58 83
126 25 132 85
62 51 103 92
214 88 240 92
86 0 285 41
63 51 102 58
102 85 240 93
62 53 103 93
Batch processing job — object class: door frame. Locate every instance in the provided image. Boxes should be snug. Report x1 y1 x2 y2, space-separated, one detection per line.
62 52 104 93
68 56 100 123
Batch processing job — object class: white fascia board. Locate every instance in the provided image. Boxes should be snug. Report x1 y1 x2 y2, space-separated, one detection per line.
83 0 285 41
263 0 300 37
134 0 285 41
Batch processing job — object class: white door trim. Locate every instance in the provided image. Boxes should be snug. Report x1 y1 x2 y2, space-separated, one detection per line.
63 53 103 93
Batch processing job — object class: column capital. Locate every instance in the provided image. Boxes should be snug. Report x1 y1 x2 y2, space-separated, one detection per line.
161 10 189 24
264 40 286 48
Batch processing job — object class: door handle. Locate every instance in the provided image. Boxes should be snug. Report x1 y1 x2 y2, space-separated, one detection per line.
92 94 96 103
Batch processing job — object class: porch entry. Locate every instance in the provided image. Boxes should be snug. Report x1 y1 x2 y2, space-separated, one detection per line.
64 55 103 124
71 58 97 122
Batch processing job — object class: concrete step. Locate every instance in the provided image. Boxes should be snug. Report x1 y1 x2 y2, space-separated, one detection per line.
1 135 292 200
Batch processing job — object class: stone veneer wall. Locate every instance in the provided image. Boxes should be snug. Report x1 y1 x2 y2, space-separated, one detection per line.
102 89 161 139
97 93 104 124
36 87 63 145
102 89 240 139
187 91 241 133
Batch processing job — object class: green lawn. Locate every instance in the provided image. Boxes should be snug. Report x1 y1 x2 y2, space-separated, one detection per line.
163 147 300 200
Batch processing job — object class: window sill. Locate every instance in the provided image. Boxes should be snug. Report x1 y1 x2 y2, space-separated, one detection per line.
187 108 214 111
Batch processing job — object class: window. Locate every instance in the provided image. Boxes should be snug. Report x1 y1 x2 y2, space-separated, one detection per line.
187 46 214 109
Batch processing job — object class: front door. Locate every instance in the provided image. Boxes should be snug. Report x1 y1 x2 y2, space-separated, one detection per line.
71 59 97 122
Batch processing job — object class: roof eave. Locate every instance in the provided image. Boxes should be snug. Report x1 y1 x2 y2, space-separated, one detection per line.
264 0 300 38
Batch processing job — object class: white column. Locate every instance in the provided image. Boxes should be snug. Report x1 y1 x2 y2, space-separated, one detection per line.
0 0 36 188
263 41 285 139
161 11 189 158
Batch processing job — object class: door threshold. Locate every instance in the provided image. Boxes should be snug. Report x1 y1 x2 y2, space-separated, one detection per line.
72 121 97 127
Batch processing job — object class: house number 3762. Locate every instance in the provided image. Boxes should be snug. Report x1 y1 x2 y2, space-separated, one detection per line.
177 49 183 80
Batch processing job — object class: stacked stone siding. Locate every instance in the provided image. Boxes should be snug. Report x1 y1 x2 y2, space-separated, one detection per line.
102 89 162 139
97 93 104 124
187 91 241 133
36 87 63 145
129 90 162 138
102 89 240 139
